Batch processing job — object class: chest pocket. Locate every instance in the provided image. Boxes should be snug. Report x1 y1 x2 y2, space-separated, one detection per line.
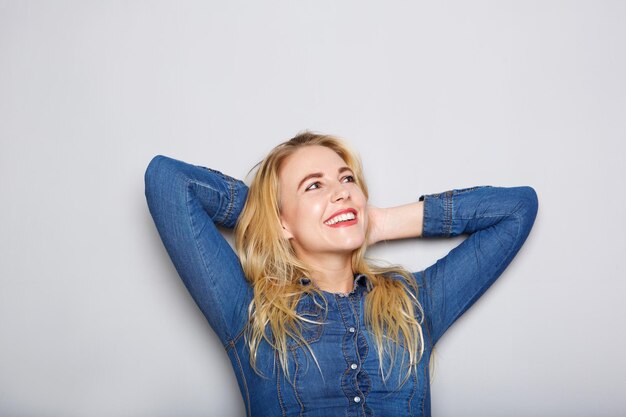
287 292 326 350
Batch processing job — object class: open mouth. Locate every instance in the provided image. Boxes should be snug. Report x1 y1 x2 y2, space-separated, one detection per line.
324 209 357 226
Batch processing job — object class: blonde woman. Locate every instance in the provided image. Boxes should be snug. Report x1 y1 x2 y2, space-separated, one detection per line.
144 132 538 417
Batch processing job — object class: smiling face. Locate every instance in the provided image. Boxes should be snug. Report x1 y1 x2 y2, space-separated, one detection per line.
277 145 368 261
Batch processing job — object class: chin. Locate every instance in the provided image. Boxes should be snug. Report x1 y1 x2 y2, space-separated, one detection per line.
338 237 366 252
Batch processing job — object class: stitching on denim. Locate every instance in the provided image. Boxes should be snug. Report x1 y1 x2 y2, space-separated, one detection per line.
491 211 523 276
231 323 247 346
275 350 287 417
339 294 371 414
405 302 422 417
422 195 429 237
185 179 231 345
407 271 426 416
202 167 245 227
455 213 515 220
186 176 237 226
420 270 437 350
224 179 237 226
231 343 252 417
288 297 324 349
336 295 358 409
350 293 371 406
406 362 417 417
421 358 427 417
359 371 373 416
290 349 305 417
186 178 223 219
444 190 453 236
440 212 523 341
454 186 482 194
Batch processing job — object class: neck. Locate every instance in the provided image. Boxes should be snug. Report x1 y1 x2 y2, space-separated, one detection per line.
296 251 354 293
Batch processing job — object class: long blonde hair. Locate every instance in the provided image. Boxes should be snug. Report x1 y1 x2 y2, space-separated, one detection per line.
235 131 424 384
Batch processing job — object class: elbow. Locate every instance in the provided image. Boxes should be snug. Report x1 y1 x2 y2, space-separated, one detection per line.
515 186 539 233
521 186 539 217
144 155 171 203
145 155 166 182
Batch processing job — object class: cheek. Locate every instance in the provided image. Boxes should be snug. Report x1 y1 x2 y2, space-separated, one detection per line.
361 207 369 230
356 193 369 231
296 200 326 225
312 199 327 213
283 199 325 235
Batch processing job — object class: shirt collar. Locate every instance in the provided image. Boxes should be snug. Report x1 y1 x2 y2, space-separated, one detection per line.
299 273 371 293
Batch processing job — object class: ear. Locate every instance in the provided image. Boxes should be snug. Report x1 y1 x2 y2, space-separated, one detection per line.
280 217 294 240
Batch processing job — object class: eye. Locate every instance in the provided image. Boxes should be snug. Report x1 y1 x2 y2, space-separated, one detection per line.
342 175 355 183
305 181 321 191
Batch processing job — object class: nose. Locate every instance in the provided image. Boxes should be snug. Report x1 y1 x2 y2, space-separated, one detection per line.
331 183 350 202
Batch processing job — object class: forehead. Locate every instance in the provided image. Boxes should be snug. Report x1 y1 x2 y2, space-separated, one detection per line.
279 145 348 183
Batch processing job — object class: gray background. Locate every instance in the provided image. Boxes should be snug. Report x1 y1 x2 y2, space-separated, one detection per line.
1 1 624 416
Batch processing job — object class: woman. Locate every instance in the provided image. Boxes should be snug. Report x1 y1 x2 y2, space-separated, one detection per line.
144 132 538 417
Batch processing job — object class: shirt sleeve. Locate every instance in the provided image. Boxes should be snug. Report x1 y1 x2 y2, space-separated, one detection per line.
144 155 252 345
413 185 539 345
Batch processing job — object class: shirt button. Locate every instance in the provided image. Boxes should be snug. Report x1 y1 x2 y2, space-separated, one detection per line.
350 363 358 370
354 396 361 403
349 327 355 333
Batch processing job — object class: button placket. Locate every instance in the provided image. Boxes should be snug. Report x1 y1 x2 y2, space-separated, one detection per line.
346 326 359 373
336 293 368 413
345 310 359 373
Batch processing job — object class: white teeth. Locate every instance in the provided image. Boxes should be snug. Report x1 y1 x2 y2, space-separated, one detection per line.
325 212 356 225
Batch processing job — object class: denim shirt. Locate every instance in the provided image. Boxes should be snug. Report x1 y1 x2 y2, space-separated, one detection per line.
144 155 538 417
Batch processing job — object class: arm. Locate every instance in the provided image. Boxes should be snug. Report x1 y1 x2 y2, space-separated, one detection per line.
144 155 252 346
367 201 425 244
412 185 539 345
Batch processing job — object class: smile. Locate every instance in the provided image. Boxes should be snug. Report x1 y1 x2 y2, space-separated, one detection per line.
324 209 357 226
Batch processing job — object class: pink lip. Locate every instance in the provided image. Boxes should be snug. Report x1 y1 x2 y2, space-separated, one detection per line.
326 218 358 228
324 208 358 224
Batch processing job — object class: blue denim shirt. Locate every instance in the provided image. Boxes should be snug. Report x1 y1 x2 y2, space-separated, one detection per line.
144 155 538 417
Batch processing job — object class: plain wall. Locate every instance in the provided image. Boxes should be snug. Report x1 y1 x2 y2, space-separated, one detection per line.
1 1 624 416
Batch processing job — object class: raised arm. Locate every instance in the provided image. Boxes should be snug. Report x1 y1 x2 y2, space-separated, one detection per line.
411 185 539 345
367 201 425 244
144 155 252 345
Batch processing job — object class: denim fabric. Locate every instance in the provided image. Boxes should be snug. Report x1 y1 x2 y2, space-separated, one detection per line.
145 155 538 417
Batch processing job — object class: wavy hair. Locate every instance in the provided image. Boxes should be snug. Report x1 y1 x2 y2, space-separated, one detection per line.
235 131 425 384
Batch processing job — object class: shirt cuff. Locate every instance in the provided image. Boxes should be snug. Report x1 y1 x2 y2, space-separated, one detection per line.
419 191 453 238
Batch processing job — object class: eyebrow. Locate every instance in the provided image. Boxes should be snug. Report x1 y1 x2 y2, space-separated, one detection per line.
297 166 353 190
